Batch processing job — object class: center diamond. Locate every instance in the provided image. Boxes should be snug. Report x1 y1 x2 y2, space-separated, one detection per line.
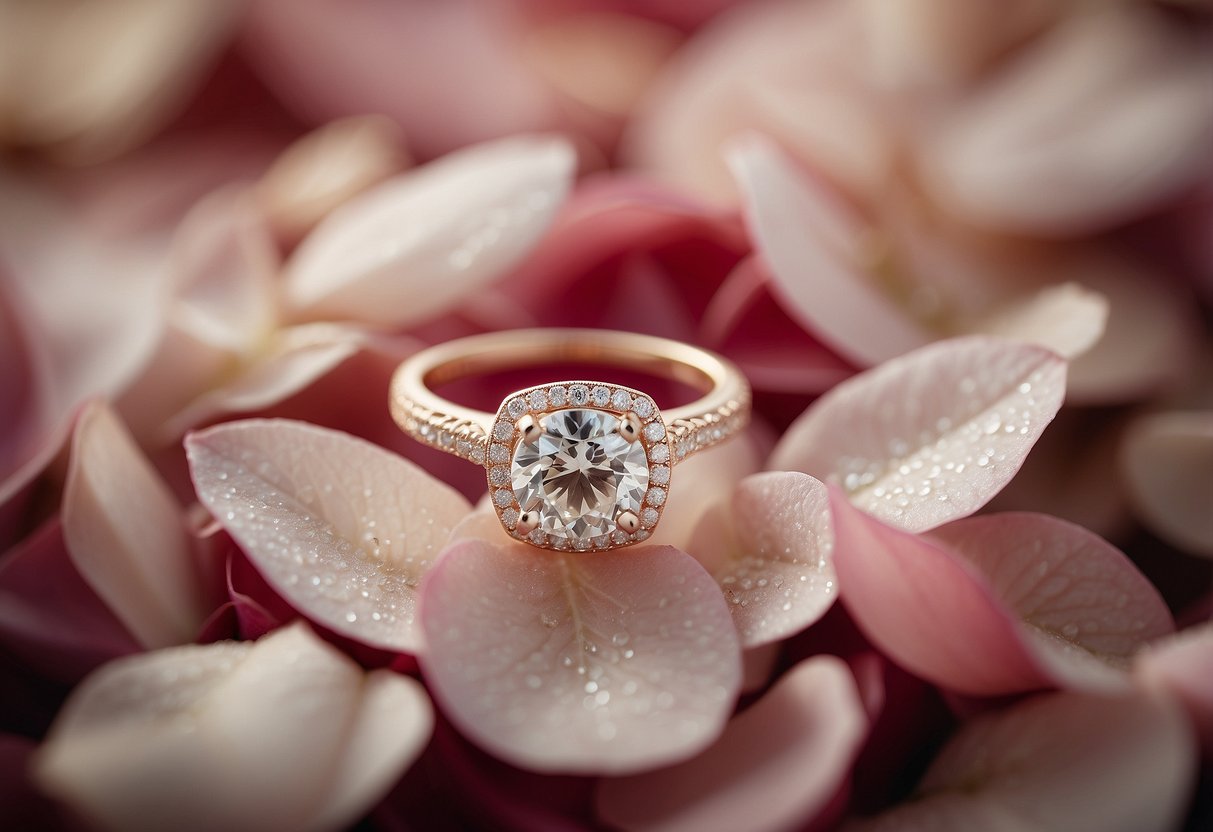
511 408 649 543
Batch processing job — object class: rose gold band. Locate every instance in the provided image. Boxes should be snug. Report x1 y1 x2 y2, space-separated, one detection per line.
389 329 750 466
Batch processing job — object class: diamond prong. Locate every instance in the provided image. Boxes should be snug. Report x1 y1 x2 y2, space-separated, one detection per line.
517 414 541 441
617 413 642 443
516 511 540 535
616 511 640 533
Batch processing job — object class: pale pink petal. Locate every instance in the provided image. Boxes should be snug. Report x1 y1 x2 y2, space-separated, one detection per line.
847 689 1196 832
0 172 164 417
771 337 1067 532
689 472 836 647
524 14 679 119
158 323 384 441
596 655 867 832
0 519 139 682
930 513 1174 688
2 1 241 162
740 642 782 695
859 0 1056 88
284 135 576 327
243 0 560 157
986 409 1132 540
830 492 1048 695
1064 258 1199 404
257 115 410 242
419 539 741 774
964 282 1107 360
33 622 433 832
62 402 213 648
920 6 1213 235
1137 623 1213 750
701 256 854 395
115 186 281 439
648 428 766 550
1122 411 1213 557
625 0 892 204
728 135 931 367
186 419 471 653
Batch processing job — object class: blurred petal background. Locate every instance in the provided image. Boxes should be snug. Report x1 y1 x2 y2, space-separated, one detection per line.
1 1 1211 830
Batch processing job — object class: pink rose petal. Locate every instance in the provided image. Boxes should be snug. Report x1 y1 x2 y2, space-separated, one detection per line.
117 185 280 439
63 402 213 648
33 622 433 832
257 115 410 242
596 655 868 832
0 172 163 487
243 0 561 156
847 689 1196 832
689 472 837 647
728 135 931 367
1122 411 1213 557
772 336 1067 532
649 428 766 550
965 282 1107 361
186 419 471 653
830 493 1046 695
419 539 742 774
832 495 1172 695
158 323 382 441
4 0 240 162
929 513 1174 686
1137 623 1213 751
0 519 139 682
1064 258 1199 404
284 134 576 327
920 5 1213 235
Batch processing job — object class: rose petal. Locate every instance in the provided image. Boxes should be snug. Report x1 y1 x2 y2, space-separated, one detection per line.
964 282 1107 360
3 0 240 162
186 419 471 653
243 0 560 157
117 185 280 439
728 135 932 367
258 115 410 242
859 0 1057 88
1064 258 1199 404
1137 623 1213 751
929 512 1174 684
689 472 837 647
0 518 139 682
846 689 1196 832
701 256 854 395
33 622 433 832
649 428 766 550
0 171 163 449
920 6 1213 235
158 323 380 441
1122 411 1213 557
830 493 1047 695
62 402 212 648
284 134 575 327
419 539 741 774
772 336 1067 532
833 495 1171 694
596 655 868 832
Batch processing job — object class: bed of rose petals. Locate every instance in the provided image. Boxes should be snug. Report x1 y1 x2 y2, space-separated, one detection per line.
2 1 1212 830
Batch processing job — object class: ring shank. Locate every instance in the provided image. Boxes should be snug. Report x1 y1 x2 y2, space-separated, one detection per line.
389 329 750 465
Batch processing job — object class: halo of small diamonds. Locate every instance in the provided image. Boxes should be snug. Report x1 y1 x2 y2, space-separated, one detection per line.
487 381 672 551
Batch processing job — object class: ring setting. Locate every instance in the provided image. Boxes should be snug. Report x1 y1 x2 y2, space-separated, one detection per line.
488 381 671 550
390 329 750 552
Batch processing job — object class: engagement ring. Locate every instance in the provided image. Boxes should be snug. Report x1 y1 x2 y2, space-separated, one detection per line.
390 329 750 551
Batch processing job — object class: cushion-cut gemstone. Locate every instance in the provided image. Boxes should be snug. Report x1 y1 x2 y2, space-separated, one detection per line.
511 408 650 543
